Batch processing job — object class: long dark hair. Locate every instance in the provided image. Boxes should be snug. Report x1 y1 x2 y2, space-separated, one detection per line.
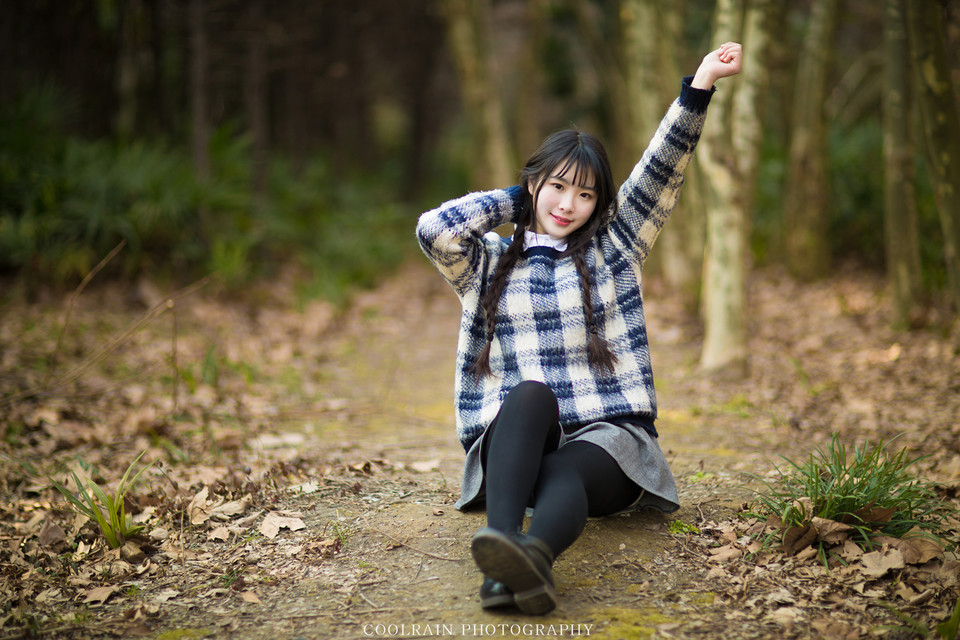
472 130 619 377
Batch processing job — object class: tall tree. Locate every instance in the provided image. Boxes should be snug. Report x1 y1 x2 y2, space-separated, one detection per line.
619 1 706 297
906 0 960 306
189 0 210 184
883 0 923 326
514 0 547 159
699 0 770 375
245 0 269 203
782 0 841 281
442 0 514 190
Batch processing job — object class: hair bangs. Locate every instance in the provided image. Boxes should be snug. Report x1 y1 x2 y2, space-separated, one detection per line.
555 146 601 192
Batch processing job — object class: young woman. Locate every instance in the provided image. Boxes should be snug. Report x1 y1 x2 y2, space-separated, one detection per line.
416 43 742 615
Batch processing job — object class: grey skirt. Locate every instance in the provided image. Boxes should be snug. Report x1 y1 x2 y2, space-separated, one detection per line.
453 419 680 514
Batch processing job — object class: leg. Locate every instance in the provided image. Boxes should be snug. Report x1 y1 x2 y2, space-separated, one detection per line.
526 441 641 557
481 380 561 535
472 380 561 614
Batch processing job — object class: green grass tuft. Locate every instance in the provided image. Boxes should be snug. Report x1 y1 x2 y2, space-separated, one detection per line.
752 434 950 552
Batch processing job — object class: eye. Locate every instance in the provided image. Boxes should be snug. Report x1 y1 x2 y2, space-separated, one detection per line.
580 191 594 200
551 181 564 191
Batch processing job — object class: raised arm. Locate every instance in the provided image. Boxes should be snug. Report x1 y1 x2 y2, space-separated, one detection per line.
606 43 742 265
415 185 523 297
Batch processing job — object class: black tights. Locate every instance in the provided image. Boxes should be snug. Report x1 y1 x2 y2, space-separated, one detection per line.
480 380 641 557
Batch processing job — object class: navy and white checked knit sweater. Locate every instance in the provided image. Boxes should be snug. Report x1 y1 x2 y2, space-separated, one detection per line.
417 77 714 454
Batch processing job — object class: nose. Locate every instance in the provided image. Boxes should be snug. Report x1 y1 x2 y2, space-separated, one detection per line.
559 192 575 211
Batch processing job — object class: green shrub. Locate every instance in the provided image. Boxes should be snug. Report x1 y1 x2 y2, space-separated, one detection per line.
0 87 418 300
754 434 948 550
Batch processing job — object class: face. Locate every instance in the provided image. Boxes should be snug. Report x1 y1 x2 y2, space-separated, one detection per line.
528 163 598 239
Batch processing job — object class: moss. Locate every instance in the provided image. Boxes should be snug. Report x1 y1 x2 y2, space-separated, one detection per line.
154 630 212 640
588 606 676 639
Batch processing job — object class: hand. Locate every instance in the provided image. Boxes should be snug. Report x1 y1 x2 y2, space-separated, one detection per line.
691 42 743 90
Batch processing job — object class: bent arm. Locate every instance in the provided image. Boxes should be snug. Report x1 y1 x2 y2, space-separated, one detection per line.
415 185 523 296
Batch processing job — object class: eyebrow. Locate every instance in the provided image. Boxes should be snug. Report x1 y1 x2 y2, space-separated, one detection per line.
548 174 597 193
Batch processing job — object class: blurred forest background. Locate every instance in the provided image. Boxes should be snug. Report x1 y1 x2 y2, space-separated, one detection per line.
2 0 959 367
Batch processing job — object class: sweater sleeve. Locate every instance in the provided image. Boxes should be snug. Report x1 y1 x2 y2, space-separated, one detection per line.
606 76 714 265
415 185 524 297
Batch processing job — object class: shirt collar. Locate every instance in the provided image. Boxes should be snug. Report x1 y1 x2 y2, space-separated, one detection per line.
523 230 568 253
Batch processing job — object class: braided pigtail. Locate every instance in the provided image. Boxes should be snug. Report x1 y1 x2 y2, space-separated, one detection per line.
572 248 618 374
471 228 526 377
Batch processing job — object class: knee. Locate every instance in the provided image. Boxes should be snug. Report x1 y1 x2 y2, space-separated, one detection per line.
504 380 558 414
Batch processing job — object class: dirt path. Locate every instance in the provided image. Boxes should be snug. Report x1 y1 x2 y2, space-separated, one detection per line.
154 259 775 640
3 259 958 639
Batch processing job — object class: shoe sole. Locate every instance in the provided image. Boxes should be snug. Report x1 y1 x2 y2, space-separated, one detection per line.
471 529 556 615
480 592 515 610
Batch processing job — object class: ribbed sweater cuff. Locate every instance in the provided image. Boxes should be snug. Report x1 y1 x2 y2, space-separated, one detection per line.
680 75 715 113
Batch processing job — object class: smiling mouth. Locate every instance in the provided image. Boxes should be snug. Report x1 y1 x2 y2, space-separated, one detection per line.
551 214 572 226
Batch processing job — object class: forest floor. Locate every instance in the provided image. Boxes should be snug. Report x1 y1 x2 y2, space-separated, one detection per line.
1 258 959 640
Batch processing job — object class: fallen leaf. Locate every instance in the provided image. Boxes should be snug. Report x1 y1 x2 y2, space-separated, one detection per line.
152 589 180 603
812 517 853 544
35 588 62 603
795 546 819 563
765 606 803 625
872 534 944 565
38 519 66 548
259 511 306 539
187 487 217 525
432 508 444 516
783 523 818 555
811 618 856 639
82 585 118 604
208 526 230 541
290 481 320 494
849 506 895 525
305 538 342 558
408 459 440 473
240 591 261 604
839 538 864 562
861 547 905 579
120 541 146 564
708 544 742 563
208 493 253 520
123 602 160 621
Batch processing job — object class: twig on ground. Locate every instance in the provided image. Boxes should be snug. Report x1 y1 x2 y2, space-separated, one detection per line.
696 499 719 524
358 591 380 608
1 275 212 406
45 240 126 387
171 299 179 413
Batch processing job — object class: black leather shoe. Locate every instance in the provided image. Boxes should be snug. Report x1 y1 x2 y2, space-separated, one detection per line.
480 577 514 610
471 527 556 615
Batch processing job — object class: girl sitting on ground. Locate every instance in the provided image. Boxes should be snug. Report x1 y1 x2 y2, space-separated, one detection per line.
416 42 742 615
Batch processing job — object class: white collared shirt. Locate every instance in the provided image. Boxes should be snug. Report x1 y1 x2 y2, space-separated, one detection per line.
523 230 568 252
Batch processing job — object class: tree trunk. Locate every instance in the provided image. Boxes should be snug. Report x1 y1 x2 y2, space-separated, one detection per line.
906 0 960 306
652 4 708 300
621 0 667 156
116 0 143 142
246 1 269 205
699 0 770 376
782 0 840 281
442 0 514 190
514 0 546 159
189 0 210 183
571 0 632 182
883 0 923 327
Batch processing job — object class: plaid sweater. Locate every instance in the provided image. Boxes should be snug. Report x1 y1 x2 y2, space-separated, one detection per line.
417 78 714 453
